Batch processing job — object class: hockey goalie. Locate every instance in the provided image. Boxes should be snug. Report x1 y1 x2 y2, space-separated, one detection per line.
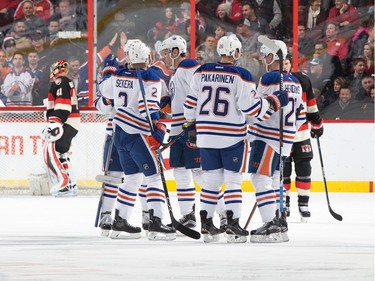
42 60 80 197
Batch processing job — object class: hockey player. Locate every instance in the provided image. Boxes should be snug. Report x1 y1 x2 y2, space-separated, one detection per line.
247 40 306 243
98 40 176 240
42 60 80 197
282 55 324 222
184 34 289 243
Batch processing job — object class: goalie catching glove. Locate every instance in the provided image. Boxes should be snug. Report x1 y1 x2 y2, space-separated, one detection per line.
182 121 197 148
266 90 289 111
146 122 167 150
42 122 63 142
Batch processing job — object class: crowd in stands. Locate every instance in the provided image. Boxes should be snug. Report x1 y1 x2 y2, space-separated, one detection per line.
0 0 373 119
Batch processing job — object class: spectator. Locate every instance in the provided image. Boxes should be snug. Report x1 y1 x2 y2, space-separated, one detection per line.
46 19 59 43
307 57 332 95
255 0 282 37
0 1 18 30
50 0 86 32
363 42 374 75
347 17 373 62
1 52 34 106
196 0 222 18
2 37 18 67
215 0 243 23
321 76 346 107
299 0 329 40
0 49 12 105
322 86 361 119
355 75 374 101
346 57 366 98
67 57 80 93
322 22 349 63
151 7 179 42
359 85 374 119
10 20 33 51
195 35 219 63
213 24 227 45
15 0 54 22
298 24 315 58
215 3 236 31
313 41 344 80
16 0 46 38
327 0 359 31
241 1 271 35
26 51 49 106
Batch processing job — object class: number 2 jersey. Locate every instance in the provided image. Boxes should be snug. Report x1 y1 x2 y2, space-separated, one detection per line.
184 62 274 149
98 68 162 136
248 70 306 156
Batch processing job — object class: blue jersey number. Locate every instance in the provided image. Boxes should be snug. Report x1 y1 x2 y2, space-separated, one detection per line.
118 92 127 107
284 97 295 127
199 86 230 117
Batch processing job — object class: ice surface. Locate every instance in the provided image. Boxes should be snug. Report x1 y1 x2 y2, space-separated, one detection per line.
0 193 374 281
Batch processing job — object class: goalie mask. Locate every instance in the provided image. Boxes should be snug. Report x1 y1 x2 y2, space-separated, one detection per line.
217 34 242 60
50 60 69 80
128 41 150 65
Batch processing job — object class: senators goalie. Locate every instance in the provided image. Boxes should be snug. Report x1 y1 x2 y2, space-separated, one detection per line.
42 60 80 197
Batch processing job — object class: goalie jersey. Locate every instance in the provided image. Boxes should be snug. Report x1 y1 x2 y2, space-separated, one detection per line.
248 70 306 156
98 67 162 136
184 62 273 149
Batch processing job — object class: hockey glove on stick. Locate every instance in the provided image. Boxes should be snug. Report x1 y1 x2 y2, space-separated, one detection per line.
182 121 197 148
147 122 167 150
42 122 63 142
266 90 289 111
311 121 324 138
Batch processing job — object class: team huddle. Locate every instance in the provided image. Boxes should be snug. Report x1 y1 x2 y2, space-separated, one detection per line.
41 33 324 244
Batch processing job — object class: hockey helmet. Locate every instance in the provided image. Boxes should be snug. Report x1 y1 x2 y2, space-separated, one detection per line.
217 34 242 60
260 39 287 61
50 60 69 80
128 41 150 64
160 35 187 57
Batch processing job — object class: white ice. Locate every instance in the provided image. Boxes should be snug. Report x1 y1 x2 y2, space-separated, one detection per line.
0 192 374 281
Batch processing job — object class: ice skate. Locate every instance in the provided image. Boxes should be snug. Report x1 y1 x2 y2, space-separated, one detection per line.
178 205 196 228
148 209 176 241
110 209 141 239
52 183 77 198
142 211 149 235
276 210 289 242
200 210 220 243
99 211 113 237
250 218 283 243
219 211 227 235
298 195 311 223
225 210 248 243
285 195 291 217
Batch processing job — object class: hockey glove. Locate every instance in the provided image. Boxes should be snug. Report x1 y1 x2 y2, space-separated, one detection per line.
101 97 114 106
147 122 167 150
266 90 289 112
159 96 171 109
102 54 119 79
42 122 64 142
310 121 324 138
182 121 197 148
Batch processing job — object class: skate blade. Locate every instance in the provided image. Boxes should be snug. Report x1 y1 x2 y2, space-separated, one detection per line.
202 233 220 243
52 190 77 197
227 234 247 243
148 232 176 241
101 229 110 237
281 232 289 242
110 231 141 240
250 233 283 243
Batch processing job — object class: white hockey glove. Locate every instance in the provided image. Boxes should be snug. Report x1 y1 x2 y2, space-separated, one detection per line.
42 122 64 142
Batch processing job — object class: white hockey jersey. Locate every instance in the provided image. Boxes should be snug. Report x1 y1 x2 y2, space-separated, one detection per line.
98 68 162 136
2 68 34 106
167 59 200 136
248 70 306 156
184 62 273 149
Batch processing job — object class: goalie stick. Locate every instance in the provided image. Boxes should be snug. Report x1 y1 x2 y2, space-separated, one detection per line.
257 35 285 214
95 131 185 185
316 138 343 221
136 68 201 240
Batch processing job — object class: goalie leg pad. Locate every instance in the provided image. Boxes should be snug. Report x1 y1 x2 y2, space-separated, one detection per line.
43 142 69 195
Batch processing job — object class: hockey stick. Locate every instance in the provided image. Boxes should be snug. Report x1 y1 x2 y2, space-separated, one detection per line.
258 35 285 214
136 68 201 240
94 131 115 227
95 132 185 185
244 202 257 230
316 138 343 221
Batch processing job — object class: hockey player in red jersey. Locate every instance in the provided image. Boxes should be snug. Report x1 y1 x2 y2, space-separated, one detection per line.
282 55 324 222
247 39 306 243
42 60 80 197
184 34 289 243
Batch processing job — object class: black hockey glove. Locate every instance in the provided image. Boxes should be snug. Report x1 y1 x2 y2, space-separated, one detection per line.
182 121 197 148
311 122 324 138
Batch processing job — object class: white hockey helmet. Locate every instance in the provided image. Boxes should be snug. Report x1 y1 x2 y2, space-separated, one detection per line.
123 39 142 55
128 41 150 64
160 35 187 56
217 34 242 60
260 39 287 61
